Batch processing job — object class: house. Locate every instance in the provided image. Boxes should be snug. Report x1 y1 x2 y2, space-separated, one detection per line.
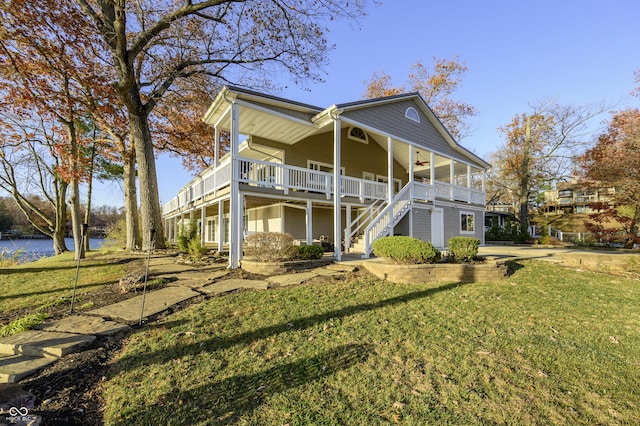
542 180 616 214
161 86 490 269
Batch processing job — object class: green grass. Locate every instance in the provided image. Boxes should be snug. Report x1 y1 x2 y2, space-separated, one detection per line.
102 261 640 425
0 312 49 337
0 251 128 319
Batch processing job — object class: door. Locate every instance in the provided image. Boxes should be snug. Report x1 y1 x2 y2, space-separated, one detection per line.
431 208 444 248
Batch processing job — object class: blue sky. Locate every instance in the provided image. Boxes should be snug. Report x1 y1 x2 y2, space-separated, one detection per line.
93 0 640 207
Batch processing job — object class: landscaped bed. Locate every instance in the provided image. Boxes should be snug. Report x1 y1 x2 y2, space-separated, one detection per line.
101 260 640 425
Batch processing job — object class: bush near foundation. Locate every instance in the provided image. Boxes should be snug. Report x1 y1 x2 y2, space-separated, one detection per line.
372 236 441 264
244 232 297 262
447 237 480 262
296 244 324 260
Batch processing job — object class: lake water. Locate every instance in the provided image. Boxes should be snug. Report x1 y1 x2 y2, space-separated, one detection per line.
0 238 106 262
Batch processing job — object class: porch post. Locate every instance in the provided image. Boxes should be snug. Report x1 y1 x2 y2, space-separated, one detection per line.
387 137 394 201
214 126 220 168
333 117 342 260
173 216 178 243
306 200 313 245
228 102 240 268
217 200 224 253
467 164 472 203
450 159 455 200
200 206 206 246
430 152 435 186
345 204 351 251
408 148 414 183
236 195 244 263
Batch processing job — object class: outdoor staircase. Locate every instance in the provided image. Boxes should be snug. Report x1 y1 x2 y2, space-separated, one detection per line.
345 185 413 256
0 330 95 383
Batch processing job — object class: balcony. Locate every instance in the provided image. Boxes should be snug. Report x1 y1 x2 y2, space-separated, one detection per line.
162 157 485 216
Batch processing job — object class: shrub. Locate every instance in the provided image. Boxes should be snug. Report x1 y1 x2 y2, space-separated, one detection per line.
448 236 480 262
296 244 324 260
538 235 562 246
177 220 199 252
372 236 441 264
244 232 297 262
187 238 208 258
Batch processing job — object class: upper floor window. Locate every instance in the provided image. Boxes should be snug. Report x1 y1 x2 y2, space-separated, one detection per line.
405 107 420 123
348 126 368 143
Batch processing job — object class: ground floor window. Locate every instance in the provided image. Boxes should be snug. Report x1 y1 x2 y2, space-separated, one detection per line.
460 211 475 233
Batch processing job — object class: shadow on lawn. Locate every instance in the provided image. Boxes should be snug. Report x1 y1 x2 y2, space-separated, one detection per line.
113 343 372 425
0 280 114 303
115 280 471 370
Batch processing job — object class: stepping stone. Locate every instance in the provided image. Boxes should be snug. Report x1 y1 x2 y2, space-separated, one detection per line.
34 316 130 336
86 286 200 324
203 279 268 295
0 331 95 358
326 263 358 272
0 355 57 384
266 271 318 287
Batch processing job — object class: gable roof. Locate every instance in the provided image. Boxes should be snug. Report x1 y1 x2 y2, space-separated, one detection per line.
203 86 490 169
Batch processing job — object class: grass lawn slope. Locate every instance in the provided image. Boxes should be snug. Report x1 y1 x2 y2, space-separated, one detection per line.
103 261 640 425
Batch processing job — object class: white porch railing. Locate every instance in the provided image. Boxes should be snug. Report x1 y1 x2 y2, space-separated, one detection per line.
162 157 486 216
362 184 413 257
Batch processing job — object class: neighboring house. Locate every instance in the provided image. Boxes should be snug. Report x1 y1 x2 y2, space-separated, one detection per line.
542 180 616 214
161 86 490 268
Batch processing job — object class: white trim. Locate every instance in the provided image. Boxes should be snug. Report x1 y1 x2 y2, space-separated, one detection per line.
460 210 476 234
405 107 420 123
347 126 369 144
307 159 345 174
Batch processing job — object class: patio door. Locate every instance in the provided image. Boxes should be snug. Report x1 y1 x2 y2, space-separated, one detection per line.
431 208 444 248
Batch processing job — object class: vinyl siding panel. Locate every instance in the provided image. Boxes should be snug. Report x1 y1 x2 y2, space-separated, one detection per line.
412 207 431 241
247 205 282 234
342 99 484 168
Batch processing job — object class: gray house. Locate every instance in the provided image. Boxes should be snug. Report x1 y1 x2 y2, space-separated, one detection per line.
162 86 490 268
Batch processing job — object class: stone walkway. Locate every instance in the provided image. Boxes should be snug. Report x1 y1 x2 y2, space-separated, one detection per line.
0 256 357 384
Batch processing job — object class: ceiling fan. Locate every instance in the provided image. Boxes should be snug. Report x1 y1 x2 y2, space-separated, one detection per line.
415 151 429 166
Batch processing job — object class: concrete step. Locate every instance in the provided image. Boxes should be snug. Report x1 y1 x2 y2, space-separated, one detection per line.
0 354 57 384
0 330 95 358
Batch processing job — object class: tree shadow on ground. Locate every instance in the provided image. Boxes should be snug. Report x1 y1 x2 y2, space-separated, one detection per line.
112 343 373 425
114 281 471 370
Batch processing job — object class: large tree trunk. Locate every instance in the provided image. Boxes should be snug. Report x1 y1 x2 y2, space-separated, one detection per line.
69 179 83 260
53 181 69 255
129 111 164 250
123 146 140 250
519 117 532 238
624 205 640 249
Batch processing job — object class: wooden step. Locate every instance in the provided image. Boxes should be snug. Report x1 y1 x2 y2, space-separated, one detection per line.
0 354 57 384
0 330 95 358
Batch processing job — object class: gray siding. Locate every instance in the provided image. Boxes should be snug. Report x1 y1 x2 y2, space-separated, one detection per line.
283 207 306 240
412 207 431 241
342 99 484 168
442 207 484 245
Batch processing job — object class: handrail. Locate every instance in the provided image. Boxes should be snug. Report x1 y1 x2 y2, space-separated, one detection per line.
363 183 413 257
344 195 387 249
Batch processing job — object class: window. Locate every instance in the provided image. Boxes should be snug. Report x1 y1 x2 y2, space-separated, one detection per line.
308 160 344 174
460 212 475 233
377 175 402 194
348 126 368 143
405 107 420 123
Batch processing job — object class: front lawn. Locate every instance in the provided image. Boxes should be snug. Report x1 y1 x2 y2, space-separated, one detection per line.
103 261 640 425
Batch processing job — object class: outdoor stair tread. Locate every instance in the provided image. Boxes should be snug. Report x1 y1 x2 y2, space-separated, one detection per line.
0 354 58 384
0 330 95 358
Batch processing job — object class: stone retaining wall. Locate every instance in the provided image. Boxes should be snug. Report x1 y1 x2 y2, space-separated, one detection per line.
241 258 333 275
363 259 509 284
557 252 640 274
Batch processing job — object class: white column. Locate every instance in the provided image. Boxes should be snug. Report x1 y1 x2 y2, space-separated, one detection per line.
214 126 220 168
200 206 206 246
333 117 342 260
408 148 414 183
236 195 244 263
306 200 313 245
450 159 455 200
387 137 394 201
217 200 224 253
173 216 178 243
228 102 240 268
467 165 472 188
430 152 435 186
345 204 351 251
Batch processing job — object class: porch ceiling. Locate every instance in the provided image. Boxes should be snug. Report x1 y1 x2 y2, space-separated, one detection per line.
217 104 323 145
368 134 481 179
